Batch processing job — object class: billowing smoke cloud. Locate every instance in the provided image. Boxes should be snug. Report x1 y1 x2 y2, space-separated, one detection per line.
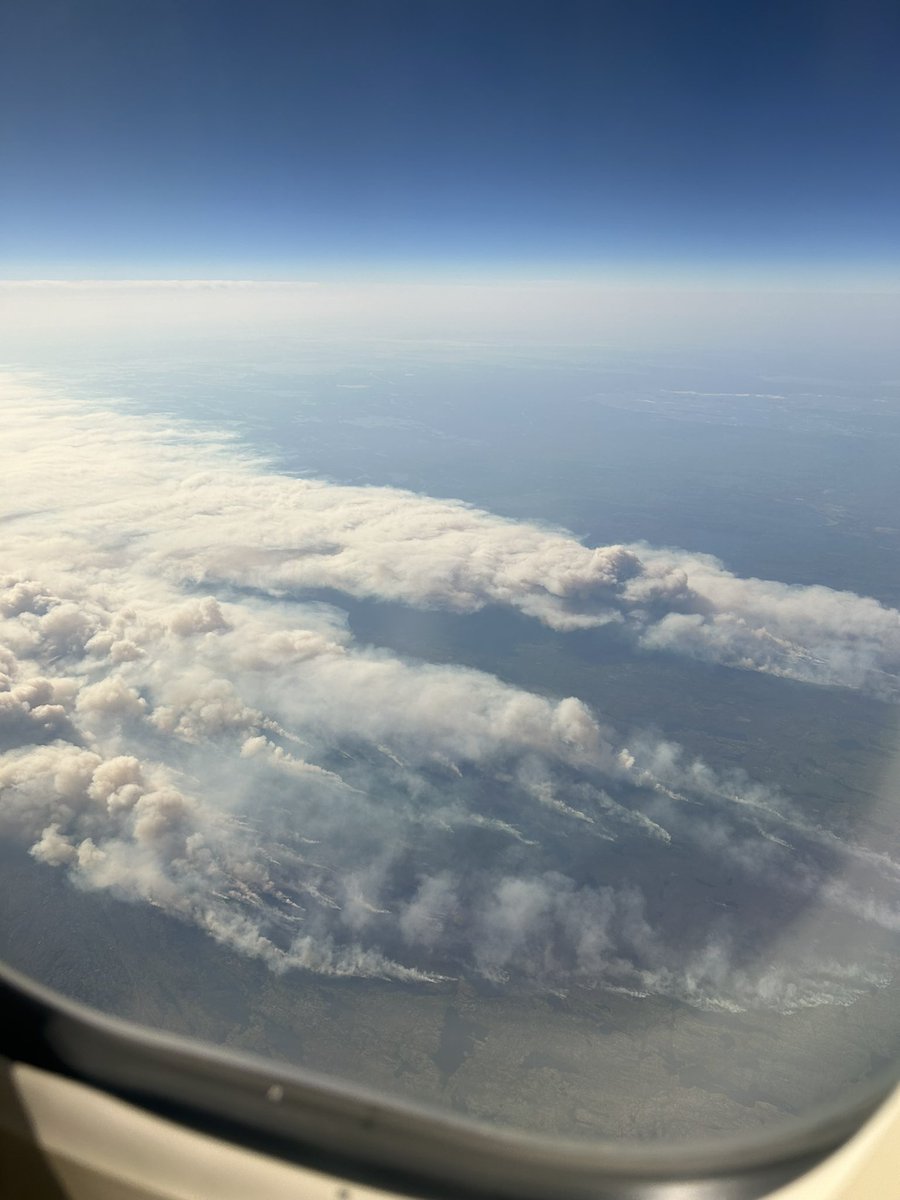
3 373 900 695
1 372 898 1012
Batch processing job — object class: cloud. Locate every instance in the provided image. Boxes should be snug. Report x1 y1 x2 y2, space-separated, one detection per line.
0 371 897 1012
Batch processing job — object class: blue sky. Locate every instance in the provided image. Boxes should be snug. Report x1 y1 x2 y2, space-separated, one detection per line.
2 0 899 282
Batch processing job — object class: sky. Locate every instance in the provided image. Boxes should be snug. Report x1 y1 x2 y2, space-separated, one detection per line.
1 0 899 283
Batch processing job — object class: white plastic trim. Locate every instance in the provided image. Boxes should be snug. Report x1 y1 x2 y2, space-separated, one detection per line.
14 1062 393 1200
14 1062 900 1200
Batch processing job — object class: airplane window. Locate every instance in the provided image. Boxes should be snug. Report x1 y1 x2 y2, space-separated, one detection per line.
2 0 900 1173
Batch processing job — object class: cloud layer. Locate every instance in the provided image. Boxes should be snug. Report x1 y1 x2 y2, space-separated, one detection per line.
1 371 899 1012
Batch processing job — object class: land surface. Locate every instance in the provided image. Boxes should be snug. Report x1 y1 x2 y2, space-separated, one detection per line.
3 837 900 1141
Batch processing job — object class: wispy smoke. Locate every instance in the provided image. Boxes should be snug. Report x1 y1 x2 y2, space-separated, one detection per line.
1 372 898 1012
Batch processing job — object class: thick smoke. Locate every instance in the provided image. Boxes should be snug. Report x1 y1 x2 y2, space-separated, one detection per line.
3 375 900 695
1 372 898 1011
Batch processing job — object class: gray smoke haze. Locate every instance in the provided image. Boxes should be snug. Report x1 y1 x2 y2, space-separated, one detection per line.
1 372 899 1011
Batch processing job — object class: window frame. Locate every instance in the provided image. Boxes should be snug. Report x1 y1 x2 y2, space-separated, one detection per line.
1 959 894 1200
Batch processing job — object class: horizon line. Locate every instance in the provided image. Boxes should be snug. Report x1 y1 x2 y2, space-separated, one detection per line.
2 275 900 295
